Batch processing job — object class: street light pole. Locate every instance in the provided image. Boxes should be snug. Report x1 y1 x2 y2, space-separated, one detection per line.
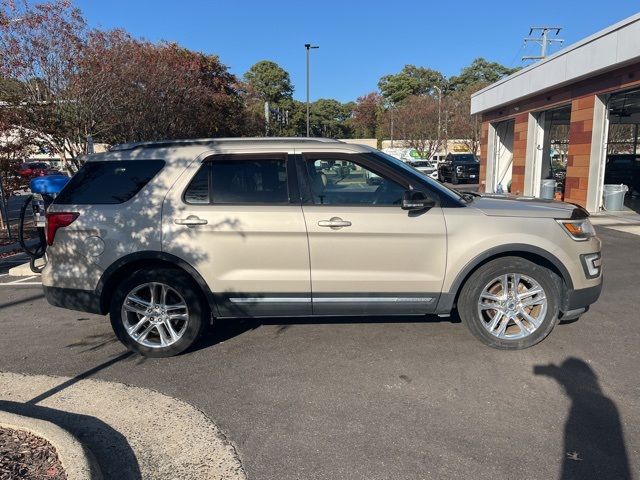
305 43 319 137
432 85 442 156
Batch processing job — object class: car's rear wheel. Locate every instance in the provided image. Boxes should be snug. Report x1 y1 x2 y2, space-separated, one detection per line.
458 257 561 349
110 268 208 357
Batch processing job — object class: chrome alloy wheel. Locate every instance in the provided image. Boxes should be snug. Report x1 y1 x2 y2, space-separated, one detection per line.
121 282 189 348
477 273 548 340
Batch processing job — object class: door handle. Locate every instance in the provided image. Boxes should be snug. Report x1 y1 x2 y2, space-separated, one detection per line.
318 217 352 229
174 215 208 227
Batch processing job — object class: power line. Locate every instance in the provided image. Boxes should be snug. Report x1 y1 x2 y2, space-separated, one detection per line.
508 42 527 68
522 27 564 62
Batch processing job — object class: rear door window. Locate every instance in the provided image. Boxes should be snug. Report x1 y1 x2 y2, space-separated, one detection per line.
210 159 288 204
55 160 164 205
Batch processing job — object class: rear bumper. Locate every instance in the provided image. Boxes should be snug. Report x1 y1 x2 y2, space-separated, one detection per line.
565 280 603 311
43 285 103 315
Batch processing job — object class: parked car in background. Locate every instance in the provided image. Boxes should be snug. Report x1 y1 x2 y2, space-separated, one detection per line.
604 154 640 195
18 162 61 178
43 138 602 357
11 187 31 196
407 159 438 179
437 153 480 184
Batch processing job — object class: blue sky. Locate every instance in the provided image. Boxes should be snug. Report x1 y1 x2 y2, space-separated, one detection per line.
74 0 639 103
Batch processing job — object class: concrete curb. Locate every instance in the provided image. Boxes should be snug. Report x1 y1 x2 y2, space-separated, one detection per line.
8 259 43 277
0 410 102 480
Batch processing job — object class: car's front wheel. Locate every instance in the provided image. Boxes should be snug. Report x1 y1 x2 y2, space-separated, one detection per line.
110 268 208 357
458 257 561 349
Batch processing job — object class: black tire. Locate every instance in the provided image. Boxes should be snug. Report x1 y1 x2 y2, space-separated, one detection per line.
110 268 208 357
457 257 561 350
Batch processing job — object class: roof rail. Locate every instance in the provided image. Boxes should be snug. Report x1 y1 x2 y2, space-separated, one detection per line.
109 137 343 152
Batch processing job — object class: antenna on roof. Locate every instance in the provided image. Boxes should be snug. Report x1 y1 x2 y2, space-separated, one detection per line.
522 27 564 62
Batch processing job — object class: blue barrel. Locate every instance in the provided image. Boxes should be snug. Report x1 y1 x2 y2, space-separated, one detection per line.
29 175 70 195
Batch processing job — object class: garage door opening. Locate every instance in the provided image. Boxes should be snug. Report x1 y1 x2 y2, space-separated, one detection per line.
526 105 571 199
542 106 571 198
487 119 514 193
605 88 640 213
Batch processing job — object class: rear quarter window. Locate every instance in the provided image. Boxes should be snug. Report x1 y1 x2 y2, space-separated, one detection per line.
54 160 164 205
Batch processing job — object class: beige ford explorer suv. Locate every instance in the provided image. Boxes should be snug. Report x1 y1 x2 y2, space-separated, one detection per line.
42 138 602 357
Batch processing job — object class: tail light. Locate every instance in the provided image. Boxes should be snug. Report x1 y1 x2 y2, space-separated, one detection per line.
45 212 79 246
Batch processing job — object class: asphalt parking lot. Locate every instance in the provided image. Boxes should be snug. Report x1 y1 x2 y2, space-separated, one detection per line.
0 225 637 480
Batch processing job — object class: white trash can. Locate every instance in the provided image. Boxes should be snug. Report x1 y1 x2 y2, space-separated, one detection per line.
540 179 556 199
603 184 629 211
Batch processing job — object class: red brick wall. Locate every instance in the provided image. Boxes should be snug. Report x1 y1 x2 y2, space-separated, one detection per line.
564 96 595 205
511 113 529 195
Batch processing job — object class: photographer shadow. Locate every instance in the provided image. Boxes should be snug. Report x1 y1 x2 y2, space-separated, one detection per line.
534 358 631 480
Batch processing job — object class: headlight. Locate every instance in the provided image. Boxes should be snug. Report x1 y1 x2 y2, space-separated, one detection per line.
556 218 596 241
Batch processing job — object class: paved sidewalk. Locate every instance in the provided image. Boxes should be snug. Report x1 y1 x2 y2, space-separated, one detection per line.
0 371 245 480
591 211 640 236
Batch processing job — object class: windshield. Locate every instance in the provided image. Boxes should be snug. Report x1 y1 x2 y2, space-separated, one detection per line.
368 150 467 202
409 160 433 168
452 154 479 163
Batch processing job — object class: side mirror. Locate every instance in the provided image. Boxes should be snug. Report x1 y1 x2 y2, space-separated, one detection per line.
401 190 436 211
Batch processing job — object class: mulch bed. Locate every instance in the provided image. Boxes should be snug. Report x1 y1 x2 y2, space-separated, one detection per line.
0 250 22 260
0 426 67 480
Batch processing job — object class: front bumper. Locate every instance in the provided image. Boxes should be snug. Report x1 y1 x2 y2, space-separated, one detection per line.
43 285 103 315
565 280 603 311
456 171 479 179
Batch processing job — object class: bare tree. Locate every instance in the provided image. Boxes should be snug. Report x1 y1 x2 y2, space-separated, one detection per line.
1 1 248 172
1 0 87 170
446 85 486 154
392 95 441 158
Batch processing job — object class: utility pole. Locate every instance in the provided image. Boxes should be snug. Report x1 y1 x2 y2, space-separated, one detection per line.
523 27 563 61
432 85 442 156
305 43 319 137
390 108 394 147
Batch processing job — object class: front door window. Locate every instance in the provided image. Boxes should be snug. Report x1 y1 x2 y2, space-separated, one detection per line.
305 158 406 206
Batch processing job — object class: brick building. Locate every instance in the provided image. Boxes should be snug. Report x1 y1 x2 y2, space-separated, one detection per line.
471 13 640 213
